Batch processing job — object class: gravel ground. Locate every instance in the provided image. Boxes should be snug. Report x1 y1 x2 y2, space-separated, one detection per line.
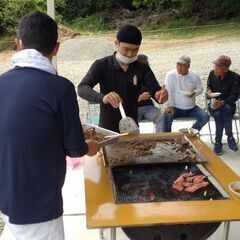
57 35 240 122
1 35 240 123
0 213 4 236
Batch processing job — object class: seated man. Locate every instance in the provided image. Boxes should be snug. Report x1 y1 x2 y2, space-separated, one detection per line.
207 55 240 155
137 54 164 133
164 55 209 132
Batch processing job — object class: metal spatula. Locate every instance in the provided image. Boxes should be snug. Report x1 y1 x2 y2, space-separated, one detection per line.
118 103 139 134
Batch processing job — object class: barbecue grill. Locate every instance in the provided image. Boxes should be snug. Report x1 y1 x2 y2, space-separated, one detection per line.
83 133 240 240
109 160 227 239
122 222 221 240
110 164 228 204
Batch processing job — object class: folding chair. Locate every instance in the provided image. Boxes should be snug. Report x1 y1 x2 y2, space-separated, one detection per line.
86 101 100 125
205 94 239 144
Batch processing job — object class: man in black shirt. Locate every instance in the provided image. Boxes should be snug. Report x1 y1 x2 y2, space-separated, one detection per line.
0 11 98 239
137 54 164 133
78 25 167 132
207 55 240 155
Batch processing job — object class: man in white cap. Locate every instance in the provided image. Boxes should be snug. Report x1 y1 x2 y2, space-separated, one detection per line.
164 55 209 132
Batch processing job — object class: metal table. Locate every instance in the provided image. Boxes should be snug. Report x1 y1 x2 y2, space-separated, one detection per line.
84 133 240 240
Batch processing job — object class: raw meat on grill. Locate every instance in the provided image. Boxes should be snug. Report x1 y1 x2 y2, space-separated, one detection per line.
185 181 209 193
173 172 209 193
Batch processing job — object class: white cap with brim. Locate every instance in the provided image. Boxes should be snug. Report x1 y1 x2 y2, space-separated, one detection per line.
177 55 191 64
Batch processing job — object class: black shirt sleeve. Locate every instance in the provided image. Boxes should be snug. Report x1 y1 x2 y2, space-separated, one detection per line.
59 84 88 157
206 71 213 91
224 73 240 105
78 60 105 103
141 64 161 97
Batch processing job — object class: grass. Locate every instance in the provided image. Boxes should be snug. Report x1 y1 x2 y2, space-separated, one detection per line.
142 17 240 40
1 16 240 52
69 15 106 34
68 15 240 40
143 24 240 40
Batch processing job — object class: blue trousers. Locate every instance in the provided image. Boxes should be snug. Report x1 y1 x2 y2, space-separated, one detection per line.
208 104 235 143
164 106 209 132
138 105 164 133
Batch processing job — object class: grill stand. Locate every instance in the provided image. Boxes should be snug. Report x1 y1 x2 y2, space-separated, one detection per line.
223 222 230 240
99 222 231 240
99 229 104 239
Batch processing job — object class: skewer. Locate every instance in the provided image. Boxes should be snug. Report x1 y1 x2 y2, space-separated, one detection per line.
104 133 129 138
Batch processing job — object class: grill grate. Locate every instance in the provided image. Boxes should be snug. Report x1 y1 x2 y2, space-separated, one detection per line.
111 164 229 204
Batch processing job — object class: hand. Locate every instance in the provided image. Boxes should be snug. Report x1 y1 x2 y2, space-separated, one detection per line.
188 91 195 97
211 99 223 109
207 90 212 98
166 106 174 114
138 92 151 102
86 140 100 156
155 85 168 104
103 91 122 108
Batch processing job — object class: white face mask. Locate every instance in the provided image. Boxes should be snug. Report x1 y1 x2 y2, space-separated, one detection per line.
115 52 138 64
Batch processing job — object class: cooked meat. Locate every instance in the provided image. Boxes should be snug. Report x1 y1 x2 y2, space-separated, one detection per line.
104 137 200 166
84 127 105 142
121 182 147 192
142 186 157 201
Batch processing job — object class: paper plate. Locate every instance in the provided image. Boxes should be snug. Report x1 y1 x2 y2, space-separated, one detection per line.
179 128 199 137
229 181 240 197
179 90 194 96
209 92 221 98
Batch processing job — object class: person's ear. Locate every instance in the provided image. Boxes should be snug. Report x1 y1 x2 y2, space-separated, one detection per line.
115 40 120 48
15 38 23 51
53 42 60 56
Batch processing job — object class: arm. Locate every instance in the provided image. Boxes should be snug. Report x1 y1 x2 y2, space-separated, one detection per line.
223 74 240 105
78 59 122 108
77 60 105 103
141 64 161 98
206 71 213 92
164 72 175 107
140 64 169 103
193 73 203 96
206 71 213 98
60 84 98 157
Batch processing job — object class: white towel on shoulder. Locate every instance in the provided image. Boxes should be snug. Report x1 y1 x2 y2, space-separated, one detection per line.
11 49 56 75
